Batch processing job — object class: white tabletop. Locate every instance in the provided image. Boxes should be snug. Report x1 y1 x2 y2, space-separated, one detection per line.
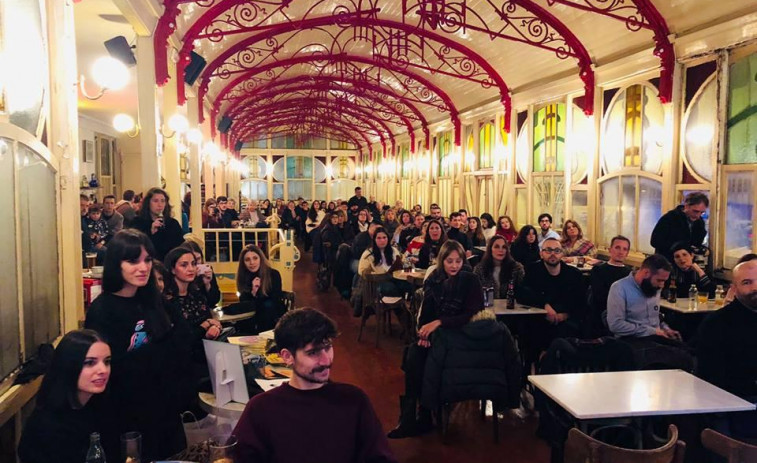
659 299 722 314
198 392 247 420
213 308 256 323
528 369 755 420
491 299 547 315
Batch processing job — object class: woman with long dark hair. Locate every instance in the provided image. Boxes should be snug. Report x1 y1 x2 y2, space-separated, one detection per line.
388 240 484 438
305 201 326 252
393 210 413 248
358 226 410 297
351 208 371 235
131 187 184 261
480 212 496 241
18 330 114 463
320 212 343 265
474 235 525 298
202 198 222 229
466 216 487 249
236 245 286 333
510 225 540 266
416 219 447 269
84 230 191 461
260 199 272 216
180 240 221 307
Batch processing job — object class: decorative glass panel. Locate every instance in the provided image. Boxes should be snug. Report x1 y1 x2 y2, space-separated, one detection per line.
332 139 356 150
437 131 452 177
570 103 592 183
571 190 588 229
18 143 59 354
638 178 663 254
286 156 312 179
272 183 284 200
641 86 664 174
532 175 565 227
724 172 754 268
313 159 326 183
0 138 19 379
330 179 358 201
315 184 327 201
515 125 529 181
683 77 717 181
241 179 267 201
2 0 48 136
244 155 267 179
401 146 410 179
478 122 494 169
533 103 566 172
287 180 310 200
621 176 636 244
602 92 626 174
272 136 295 150
332 156 355 179
600 178 620 246
272 158 285 182
726 52 757 164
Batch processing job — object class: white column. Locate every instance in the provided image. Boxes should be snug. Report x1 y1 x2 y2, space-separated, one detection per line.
187 96 202 233
162 59 182 207
136 35 160 192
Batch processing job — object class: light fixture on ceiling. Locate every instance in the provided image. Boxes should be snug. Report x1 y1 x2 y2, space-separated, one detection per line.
79 56 130 100
113 113 139 137
186 128 203 144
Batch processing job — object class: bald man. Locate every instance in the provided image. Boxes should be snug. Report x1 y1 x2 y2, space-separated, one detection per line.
697 260 757 437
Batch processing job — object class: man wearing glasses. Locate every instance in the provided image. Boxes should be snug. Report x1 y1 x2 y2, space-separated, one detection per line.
518 238 585 360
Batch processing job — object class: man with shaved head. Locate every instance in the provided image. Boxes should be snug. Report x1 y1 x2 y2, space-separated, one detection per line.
697 259 757 438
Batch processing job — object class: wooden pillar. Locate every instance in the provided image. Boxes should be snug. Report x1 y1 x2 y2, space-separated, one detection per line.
136 35 160 192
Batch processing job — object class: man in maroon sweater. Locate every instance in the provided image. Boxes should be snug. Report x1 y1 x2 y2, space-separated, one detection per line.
233 308 398 463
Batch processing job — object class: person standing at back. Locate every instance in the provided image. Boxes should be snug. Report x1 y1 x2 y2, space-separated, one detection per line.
348 186 368 211
650 192 708 261
101 195 123 241
130 187 184 261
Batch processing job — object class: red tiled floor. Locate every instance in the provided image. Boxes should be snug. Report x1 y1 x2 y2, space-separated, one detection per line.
292 249 551 463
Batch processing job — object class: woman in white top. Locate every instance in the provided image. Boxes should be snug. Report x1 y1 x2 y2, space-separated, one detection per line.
358 226 412 297
480 213 496 241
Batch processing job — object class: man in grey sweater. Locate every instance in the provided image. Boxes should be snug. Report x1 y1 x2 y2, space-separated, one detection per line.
607 254 693 370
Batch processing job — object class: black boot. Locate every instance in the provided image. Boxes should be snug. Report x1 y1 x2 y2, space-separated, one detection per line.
416 406 434 434
387 396 419 439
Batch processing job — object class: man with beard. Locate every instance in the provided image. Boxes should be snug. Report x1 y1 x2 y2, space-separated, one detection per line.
606 254 693 370
696 259 757 438
518 238 585 361
536 213 560 247
233 308 397 463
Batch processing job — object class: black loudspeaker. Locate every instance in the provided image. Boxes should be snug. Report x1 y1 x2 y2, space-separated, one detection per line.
218 116 233 134
234 140 244 152
184 51 207 86
104 36 136 67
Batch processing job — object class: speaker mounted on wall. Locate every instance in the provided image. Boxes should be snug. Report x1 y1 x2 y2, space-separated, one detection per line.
104 36 137 67
184 51 207 86
218 116 233 134
234 140 244 152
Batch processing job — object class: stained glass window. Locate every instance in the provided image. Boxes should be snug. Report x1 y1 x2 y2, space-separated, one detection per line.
437 131 452 177
478 122 494 169
683 76 716 181
727 52 757 164
533 103 566 172
401 145 410 178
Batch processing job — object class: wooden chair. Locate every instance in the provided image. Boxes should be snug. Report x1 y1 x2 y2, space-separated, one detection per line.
564 424 686 463
357 273 405 347
701 428 757 462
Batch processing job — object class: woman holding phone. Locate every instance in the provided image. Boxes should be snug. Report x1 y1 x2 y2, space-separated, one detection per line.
180 240 221 307
131 187 184 261
236 245 286 333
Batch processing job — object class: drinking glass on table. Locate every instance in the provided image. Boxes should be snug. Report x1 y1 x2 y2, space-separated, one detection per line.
85 252 97 269
120 431 141 463
697 291 709 306
209 434 237 463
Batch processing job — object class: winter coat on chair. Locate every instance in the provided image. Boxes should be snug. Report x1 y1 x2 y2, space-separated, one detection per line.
421 313 521 411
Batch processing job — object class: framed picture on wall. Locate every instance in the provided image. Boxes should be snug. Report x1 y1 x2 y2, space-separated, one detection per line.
82 140 94 163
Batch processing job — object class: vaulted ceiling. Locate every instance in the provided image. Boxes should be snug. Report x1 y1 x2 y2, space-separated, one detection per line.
149 0 750 154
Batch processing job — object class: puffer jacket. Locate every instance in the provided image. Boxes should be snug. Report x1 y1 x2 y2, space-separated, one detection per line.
421 316 521 411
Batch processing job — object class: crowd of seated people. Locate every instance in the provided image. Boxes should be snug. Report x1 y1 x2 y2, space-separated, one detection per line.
45 188 752 463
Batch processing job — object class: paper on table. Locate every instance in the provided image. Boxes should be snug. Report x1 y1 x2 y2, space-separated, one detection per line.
255 378 288 392
259 329 275 340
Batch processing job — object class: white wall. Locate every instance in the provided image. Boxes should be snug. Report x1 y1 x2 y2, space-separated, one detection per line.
78 115 119 199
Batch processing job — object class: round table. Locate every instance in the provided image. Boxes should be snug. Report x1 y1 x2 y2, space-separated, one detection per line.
198 392 247 420
212 308 256 324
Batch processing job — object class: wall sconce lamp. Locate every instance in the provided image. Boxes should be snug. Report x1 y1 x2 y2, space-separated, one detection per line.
113 113 139 137
79 57 130 100
161 114 189 138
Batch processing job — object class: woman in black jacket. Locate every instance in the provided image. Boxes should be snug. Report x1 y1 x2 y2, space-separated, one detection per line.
416 219 447 269
280 201 299 233
130 187 184 261
181 240 221 307
18 330 114 463
84 230 192 461
510 225 541 266
388 240 484 439
236 244 286 333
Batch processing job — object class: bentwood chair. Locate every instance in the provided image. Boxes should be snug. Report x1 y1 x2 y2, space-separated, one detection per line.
357 273 405 347
564 425 686 463
701 428 757 462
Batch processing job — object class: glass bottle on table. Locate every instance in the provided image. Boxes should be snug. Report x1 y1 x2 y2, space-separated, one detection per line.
714 285 725 307
85 432 106 463
667 280 677 303
688 284 698 310
506 279 516 310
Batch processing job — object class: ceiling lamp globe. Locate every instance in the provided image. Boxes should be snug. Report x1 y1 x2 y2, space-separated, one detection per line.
92 57 129 90
113 113 135 133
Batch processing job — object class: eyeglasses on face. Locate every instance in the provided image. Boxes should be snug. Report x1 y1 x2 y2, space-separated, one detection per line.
542 247 563 254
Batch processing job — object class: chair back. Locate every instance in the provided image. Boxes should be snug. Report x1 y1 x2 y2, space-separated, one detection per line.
539 337 636 375
565 425 685 463
361 273 391 311
281 291 295 312
701 428 757 463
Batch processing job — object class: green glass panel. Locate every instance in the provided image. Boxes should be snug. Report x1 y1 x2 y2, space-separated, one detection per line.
286 156 312 178
533 107 546 172
727 52 757 164
556 103 566 172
